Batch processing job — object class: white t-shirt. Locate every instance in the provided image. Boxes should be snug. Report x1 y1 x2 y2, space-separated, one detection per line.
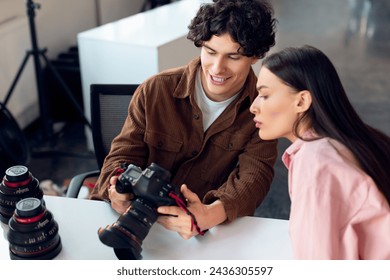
194 68 240 131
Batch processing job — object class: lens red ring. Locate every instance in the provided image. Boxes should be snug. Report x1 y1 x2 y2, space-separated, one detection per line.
15 210 46 224
3 176 32 188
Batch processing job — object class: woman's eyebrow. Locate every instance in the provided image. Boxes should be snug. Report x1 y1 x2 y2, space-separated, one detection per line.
256 85 268 91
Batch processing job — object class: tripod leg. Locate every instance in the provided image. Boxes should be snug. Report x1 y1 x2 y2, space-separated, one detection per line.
3 52 31 107
41 53 92 129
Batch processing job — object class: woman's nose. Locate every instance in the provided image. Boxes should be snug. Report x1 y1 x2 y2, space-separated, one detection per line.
250 98 260 114
249 102 257 114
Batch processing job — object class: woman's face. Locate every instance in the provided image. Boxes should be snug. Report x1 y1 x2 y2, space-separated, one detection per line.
200 33 258 102
250 67 305 142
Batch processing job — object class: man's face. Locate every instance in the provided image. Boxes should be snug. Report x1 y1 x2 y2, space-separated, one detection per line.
200 33 258 102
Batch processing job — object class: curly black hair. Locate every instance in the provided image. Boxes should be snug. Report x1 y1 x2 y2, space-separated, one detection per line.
187 0 277 59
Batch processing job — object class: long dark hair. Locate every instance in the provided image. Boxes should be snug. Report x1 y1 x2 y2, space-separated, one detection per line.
262 45 390 205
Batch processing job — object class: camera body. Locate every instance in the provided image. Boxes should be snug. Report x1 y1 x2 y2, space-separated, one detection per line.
116 162 182 207
98 162 184 260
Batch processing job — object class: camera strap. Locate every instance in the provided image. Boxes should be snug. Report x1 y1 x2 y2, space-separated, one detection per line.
169 192 206 236
115 165 127 176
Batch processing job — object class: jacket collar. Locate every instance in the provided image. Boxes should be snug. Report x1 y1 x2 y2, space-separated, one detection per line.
173 57 201 99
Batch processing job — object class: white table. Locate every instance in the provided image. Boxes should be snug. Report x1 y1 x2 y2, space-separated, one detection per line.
0 195 293 260
78 0 211 150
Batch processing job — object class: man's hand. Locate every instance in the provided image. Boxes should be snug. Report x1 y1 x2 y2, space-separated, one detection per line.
157 184 227 239
108 175 133 214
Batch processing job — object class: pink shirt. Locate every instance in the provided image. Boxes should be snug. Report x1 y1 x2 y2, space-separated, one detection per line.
282 136 390 259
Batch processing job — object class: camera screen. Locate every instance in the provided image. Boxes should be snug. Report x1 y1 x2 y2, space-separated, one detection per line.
128 169 142 178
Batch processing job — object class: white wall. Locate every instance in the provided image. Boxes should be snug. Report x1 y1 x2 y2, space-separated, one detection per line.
0 0 143 128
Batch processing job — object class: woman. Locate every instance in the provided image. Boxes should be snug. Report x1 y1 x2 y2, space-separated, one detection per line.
250 45 390 259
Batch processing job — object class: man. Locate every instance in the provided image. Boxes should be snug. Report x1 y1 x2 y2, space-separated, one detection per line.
90 0 278 239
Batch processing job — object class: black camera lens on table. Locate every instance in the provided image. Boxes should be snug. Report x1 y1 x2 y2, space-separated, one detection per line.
98 162 186 260
7 197 62 260
0 165 43 224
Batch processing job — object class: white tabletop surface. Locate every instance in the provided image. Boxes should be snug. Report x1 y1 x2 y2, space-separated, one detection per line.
1 195 292 260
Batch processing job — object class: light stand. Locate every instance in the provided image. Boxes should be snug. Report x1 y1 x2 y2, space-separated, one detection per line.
3 0 91 142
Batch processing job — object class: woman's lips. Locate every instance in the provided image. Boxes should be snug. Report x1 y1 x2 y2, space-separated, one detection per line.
253 119 263 128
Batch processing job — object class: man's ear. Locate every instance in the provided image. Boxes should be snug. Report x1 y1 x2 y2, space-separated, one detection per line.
295 90 312 113
251 57 259 65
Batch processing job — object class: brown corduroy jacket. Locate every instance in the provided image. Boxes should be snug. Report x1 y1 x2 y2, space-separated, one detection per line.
90 57 277 222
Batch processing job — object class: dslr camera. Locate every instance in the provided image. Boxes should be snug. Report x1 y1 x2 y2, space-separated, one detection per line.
98 162 184 260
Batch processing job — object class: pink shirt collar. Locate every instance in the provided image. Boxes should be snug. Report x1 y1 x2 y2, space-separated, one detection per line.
282 130 318 169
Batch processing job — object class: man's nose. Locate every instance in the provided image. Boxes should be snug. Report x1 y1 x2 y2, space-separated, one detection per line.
212 57 226 73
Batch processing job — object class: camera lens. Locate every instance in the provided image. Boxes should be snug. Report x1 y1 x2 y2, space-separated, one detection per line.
98 163 185 260
7 197 62 260
0 165 43 223
98 198 159 260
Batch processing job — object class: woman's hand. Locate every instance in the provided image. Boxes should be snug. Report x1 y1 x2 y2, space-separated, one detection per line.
107 176 133 214
157 184 227 239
